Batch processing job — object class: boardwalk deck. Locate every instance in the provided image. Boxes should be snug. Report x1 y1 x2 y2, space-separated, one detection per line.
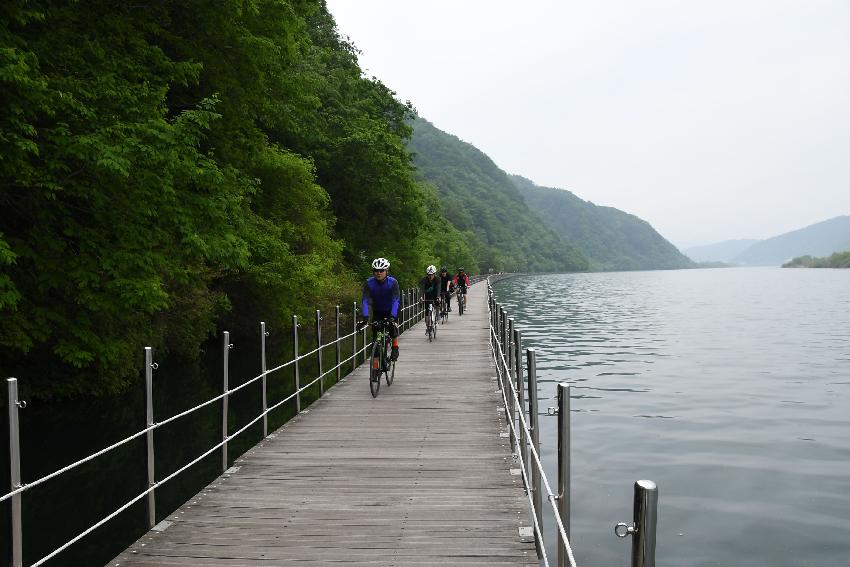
111 282 536 566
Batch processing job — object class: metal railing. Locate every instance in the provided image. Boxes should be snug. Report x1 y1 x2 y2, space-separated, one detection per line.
487 278 659 567
2 287 429 567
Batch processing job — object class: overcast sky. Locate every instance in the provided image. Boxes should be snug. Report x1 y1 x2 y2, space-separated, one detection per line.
325 0 850 247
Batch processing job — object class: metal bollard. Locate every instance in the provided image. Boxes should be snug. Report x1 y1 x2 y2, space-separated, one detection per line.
615 480 659 567
145 347 156 528
557 382 571 567
335 306 341 383
316 309 323 396
293 316 300 413
7 378 23 567
527 349 543 556
222 331 231 472
261 322 269 437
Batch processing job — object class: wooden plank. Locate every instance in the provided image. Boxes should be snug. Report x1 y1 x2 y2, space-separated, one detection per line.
111 283 536 566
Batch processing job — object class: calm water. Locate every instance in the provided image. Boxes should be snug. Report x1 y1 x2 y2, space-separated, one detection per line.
493 268 850 567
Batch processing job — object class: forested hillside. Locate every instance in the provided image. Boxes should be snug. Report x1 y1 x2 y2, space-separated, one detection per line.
511 176 695 271
783 251 850 268
0 1 475 398
407 118 589 272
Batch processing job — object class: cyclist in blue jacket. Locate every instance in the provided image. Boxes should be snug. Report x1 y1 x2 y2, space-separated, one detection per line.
359 257 401 360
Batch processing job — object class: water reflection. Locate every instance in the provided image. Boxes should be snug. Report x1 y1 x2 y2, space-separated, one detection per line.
494 268 850 567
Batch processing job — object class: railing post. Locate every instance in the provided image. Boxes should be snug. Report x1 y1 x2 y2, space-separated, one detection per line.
557 382 571 567
634 480 659 567
507 318 517 454
402 290 407 331
261 322 268 437
514 328 528 483
362 309 368 365
144 347 156 528
352 302 357 372
222 331 231 472
498 305 507 393
527 348 543 556
7 378 23 567
293 316 301 413
335 306 341 383
316 309 323 396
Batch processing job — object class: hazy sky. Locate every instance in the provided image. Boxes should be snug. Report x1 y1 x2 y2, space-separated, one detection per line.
325 0 850 247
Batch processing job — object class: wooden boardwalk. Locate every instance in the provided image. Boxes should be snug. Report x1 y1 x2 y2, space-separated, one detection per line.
112 282 536 566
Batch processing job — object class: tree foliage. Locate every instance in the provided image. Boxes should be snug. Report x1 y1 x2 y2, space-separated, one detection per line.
0 0 469 398
783 251 850 268
408 117 589 273
511 175 695 271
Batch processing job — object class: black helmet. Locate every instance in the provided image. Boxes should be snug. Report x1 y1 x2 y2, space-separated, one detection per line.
440 266 447 272
458 267 465 272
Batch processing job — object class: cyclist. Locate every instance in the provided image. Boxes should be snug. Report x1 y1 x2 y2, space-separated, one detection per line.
439 266 453 312
359 258 400 361
453 267 470 307
420 265 442 333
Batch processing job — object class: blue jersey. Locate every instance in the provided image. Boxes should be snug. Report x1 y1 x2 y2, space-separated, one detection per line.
362 276 400 318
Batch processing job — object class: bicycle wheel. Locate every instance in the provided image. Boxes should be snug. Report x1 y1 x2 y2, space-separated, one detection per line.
369 340 381 398
426 308 433 342
384 339 395 386
458 295 464 316
432 312 438 339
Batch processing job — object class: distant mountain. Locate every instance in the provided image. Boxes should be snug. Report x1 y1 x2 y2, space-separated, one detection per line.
684 239 760 263
511 175 695 271
407 117 589 272
732 216 850 266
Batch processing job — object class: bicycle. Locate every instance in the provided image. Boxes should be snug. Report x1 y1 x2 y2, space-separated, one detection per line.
424 300 439 341
456 287 467 316
439 293 450 324
369 318 395 397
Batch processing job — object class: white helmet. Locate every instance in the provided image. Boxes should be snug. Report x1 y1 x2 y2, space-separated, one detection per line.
426 265 436 275
371 257 390 270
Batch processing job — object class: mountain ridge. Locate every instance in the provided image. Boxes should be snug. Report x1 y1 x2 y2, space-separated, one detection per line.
510 175 695 271
407 116 589 272
731 215 850 266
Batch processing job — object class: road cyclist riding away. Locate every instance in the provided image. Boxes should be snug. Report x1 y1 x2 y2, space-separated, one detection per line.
420 265 442 340
439 266 453 319
453 267 470 315
358 258 401 362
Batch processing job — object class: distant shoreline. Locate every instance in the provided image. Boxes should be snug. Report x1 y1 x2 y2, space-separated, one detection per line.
782 251 850 269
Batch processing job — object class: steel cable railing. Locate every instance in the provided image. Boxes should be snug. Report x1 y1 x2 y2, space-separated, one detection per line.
488 277 660 567
0 318 381 506
3 288 427 567
487 280 578 567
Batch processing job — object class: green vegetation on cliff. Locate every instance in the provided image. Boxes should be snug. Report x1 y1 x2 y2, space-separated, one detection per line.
408 118 589 273
783 251 850 268
510 176 694 271
0 1 473 398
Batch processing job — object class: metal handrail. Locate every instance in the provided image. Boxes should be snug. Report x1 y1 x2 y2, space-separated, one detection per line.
487 280 578 567
488 277 659 567
3 285 428 567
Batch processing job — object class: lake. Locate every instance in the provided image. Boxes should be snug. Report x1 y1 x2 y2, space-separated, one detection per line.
492 267 850 567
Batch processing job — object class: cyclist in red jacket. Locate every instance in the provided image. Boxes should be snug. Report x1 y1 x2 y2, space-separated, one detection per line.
453 268 470 307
